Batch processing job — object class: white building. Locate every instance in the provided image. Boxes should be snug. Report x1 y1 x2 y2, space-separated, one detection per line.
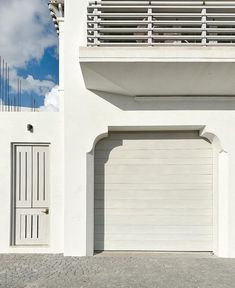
2 0 235 258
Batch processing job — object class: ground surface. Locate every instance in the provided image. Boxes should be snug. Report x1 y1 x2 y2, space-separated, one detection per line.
0 253 235 288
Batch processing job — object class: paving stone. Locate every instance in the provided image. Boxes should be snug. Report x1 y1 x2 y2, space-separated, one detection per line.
0 253 234 287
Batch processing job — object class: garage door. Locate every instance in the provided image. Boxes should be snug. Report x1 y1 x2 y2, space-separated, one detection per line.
94 131 213 251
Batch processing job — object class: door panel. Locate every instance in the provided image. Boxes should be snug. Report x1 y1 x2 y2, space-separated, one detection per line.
32 146 49 208
15 208 49 245
15 146 32 208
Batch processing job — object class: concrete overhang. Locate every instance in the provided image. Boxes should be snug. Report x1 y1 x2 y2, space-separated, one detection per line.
79 46 235 96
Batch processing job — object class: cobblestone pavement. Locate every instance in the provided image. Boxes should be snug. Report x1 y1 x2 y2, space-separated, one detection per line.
0 253 235 288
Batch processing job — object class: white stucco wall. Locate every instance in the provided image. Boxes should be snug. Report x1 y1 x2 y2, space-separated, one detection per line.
0 112 63 253
64 0 235 258
1 0 235 258
0 13 65 254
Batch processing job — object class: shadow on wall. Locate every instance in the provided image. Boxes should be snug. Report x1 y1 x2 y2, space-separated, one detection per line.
94 138 123 252
90 90 235 111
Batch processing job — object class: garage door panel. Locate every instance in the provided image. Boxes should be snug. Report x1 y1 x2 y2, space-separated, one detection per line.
96 164 213 175
95 199 212 209
95 215 212 226
95 183 213 190
94 241 212 251
96 149 212 159
96 158 213 165
95 225 213 235
95 190 212 200
95 233 213 242
95 208 212 216
94 132 213 252
95 174 212 184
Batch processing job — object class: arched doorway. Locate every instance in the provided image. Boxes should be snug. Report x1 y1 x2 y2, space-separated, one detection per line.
94 131 213 252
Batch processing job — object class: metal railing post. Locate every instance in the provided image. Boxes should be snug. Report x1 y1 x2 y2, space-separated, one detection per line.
148 2 153 46
94 4 99 46
201 8 207 45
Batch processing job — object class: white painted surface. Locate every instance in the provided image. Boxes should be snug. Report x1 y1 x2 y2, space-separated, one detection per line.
81 61 235 96
15 209 49 245
0 113 63 253
15 146 32 208
94 132 213 251
0 16 64 254
63 0 235 258
32 146 50 208
1 0 235 258
14 145 50 246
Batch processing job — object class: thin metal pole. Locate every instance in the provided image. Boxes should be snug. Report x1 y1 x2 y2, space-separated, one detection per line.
17 79 19 112
14 95 16 112
0 56 2 112
31 94 33 112
4 60 7 112
3 60 7 112
7 66 9 112
2 59 4 111
0 55 40 113
19 80 22 112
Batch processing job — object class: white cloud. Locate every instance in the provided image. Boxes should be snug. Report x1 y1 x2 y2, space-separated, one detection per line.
23 75 55 96
0 0 59 111
40 85 59 111
45 74 55 81
9 68 55 97
0 0 57 69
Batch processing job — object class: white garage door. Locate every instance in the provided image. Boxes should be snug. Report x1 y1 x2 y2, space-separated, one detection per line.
94 131 213 251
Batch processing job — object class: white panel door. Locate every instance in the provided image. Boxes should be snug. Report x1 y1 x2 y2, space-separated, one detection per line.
14 145 50 246
94 132 213 251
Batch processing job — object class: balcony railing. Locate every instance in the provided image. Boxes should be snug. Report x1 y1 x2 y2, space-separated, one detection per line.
87 0 235 46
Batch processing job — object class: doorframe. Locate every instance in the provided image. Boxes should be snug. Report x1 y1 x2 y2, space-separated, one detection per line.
10 142 50 246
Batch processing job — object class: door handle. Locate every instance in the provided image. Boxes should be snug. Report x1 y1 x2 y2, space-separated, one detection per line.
42 208 49 215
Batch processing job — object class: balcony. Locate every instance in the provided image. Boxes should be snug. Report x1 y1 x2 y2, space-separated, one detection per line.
87 0 235 46
80 1 235 96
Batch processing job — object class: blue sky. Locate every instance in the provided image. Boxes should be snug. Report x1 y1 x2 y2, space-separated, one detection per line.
18 47 59 83
0 0 59 110
17 47 59 107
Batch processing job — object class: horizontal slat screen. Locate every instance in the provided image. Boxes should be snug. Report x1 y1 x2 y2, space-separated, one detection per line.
94 131 213 251
87 0 235 46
